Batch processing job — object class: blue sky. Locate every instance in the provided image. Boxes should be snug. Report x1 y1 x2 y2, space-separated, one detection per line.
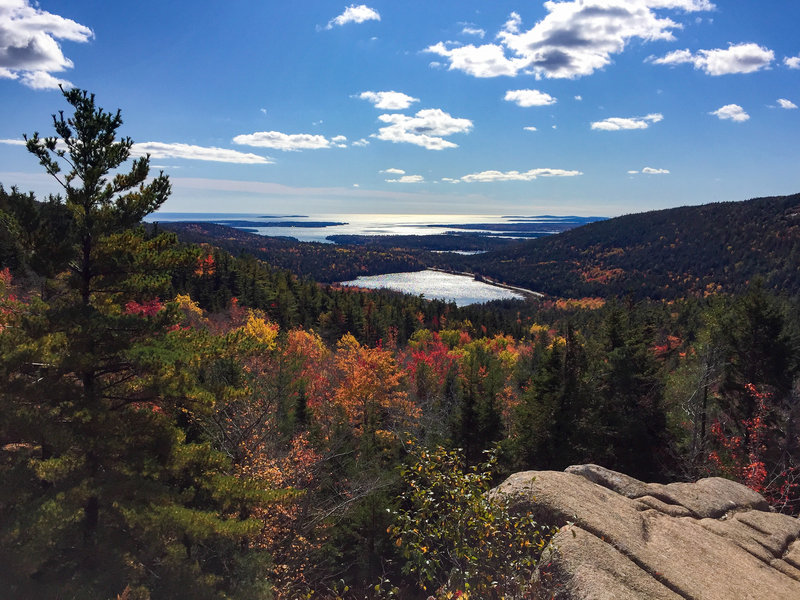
0 0 798 216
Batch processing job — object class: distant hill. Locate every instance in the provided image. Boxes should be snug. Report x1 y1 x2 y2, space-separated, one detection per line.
467 194 800 299
159 221 426 282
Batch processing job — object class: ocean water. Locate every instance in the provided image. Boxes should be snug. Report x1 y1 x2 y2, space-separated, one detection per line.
340 270 525 307
145 212 577 244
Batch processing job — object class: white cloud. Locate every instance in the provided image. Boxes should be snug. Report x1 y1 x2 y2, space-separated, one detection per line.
523 126 538 132
504 89 556 107
0 0 92 89
710 104 749 122
591 113 663 131
352 138 370 147
503 12 523 35
358 90 420 110
1 137 273 165
459 168 582 183
649 43 774 75
331 135 348 148
629 166 670 174
461 25 485 39
777 98 797 110
386 174 424 183
425 1 714 80
326 4 380 29
785 55 800 69
260 108 267 115
424 41 525 78
18 70 72 90
373 108 472 150
380 168 405 175
232 131 345 151
575 95 583 101
131 142 273 164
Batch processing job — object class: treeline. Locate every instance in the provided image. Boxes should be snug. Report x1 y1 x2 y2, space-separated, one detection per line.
325 232 519 251
465 194 800 299
161 221 428 283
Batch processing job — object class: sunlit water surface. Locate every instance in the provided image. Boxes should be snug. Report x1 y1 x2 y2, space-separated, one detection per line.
146 213 568 243
340 270 524 307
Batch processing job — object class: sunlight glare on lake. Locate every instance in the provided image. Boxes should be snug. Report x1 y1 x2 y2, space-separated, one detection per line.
340 269 525 307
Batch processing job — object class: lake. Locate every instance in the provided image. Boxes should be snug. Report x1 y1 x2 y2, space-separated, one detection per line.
339 270 526 307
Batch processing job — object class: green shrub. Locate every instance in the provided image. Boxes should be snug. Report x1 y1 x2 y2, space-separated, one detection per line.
389 444 553 599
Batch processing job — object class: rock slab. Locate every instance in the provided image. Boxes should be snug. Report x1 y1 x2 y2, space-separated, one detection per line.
493 464 800 600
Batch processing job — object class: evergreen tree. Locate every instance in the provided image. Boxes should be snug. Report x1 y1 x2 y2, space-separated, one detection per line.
0 89 273 599
583 301 667 479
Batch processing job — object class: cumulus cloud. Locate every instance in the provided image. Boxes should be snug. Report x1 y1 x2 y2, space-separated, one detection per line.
785 55 800 69
358 90 420 110
710 104 749 122
777 98 797 110
352 138 370 147
424 41 525 78
380 168 405 175
233 131 345 151
326 4 380 29
629 166 670 174
504 89 556 107
649 42 774 75
386 174 424 183
591 113 663 131
373 108 473 150
20 70 74 89
459 168 583 183
0 0 93 89
523 126 538 132
424 1 714 80
131 142 273 164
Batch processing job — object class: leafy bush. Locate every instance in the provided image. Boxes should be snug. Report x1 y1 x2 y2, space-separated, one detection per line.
389 444 553 599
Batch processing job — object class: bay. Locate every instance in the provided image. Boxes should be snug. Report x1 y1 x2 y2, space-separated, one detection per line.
146 212 598 244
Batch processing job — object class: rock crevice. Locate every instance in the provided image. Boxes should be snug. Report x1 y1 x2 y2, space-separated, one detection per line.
493 464 800 599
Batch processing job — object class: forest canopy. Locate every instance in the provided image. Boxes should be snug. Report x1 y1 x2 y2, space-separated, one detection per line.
1 90 799 600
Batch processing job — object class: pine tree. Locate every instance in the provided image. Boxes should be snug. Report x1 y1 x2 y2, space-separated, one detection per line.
584 301 667 479
0 89 273 599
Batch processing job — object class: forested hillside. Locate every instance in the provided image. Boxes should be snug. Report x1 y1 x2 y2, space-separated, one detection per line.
2 90 800 600
161 221 428 283
468 194 800 299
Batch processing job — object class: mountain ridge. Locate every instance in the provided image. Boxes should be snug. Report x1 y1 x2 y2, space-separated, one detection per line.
467 193 800 299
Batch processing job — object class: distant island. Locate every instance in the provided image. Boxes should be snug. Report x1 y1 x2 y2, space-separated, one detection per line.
425 217 606 234
215 220 347 228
